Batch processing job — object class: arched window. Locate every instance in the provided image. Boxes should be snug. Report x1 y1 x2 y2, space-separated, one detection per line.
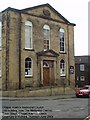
25 21 33 49
60 59 65 76
43 24 50 50
25 57 32 76
59 28 65 52
0 21 2 48
43 61 49 68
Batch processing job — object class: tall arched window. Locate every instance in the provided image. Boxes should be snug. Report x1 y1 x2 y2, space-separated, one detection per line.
25 21 33 49
0 21 2 48
43 24 50 50
0 21 2 77
60 59 65 76
59 28 65 52
25 57 32 76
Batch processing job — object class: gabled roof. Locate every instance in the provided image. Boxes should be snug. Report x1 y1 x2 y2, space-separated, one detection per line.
37 49 59 57
1 3 75 26
21 3 70 24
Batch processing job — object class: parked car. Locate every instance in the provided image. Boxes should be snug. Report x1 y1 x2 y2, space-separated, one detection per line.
76 85 90 98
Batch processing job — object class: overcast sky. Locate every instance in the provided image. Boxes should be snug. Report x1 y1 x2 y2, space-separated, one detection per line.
0 0 88 56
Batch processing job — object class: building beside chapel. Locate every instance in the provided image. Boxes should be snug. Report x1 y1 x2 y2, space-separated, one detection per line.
75 56 90 87
0 4 76 90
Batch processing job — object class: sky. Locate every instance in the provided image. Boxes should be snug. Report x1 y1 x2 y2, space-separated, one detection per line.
0 0 89 56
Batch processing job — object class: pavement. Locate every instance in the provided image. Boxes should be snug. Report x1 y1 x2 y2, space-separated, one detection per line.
0 94 76 100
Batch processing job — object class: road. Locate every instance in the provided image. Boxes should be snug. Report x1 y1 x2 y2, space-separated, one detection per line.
1 96 90 119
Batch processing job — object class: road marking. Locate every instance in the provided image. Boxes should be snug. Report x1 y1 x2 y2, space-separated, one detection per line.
52 109 61 112
60 98 75 101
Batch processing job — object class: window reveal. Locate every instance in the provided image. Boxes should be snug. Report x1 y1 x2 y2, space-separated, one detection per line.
60 59 66 76
60 28 65 52
0 21 2 48
80 64 85 71
25 21 32 49
43 25 50 50
25 58 32 76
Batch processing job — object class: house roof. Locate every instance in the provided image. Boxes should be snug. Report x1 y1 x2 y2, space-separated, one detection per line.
37 49 59 57
75 55 90 64
1 3 76 26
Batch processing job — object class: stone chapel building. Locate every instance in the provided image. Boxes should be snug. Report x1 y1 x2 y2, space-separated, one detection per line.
0 3 76 90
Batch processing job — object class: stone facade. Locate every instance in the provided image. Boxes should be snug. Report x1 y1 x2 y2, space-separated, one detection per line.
1 4 76 90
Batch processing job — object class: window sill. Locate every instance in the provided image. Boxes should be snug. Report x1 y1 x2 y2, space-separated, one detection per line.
25 75 33 78
80 80 85 82
59 51 66 54
60 74 66 77
24 48 34 51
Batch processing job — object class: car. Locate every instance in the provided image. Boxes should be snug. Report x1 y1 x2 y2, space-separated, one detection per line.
76 85 90 98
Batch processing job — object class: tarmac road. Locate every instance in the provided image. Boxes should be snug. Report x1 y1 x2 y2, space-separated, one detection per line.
1 95 90 119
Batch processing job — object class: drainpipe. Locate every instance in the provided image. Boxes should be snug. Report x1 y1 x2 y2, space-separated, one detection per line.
67 24 70 85
18 13 21 89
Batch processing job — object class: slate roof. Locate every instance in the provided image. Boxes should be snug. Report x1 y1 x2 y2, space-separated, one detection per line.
75 56 90 64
